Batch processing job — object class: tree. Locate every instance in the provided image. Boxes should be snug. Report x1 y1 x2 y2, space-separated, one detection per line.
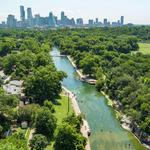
0 114 11 137
63 114 83 132
0 88 4 95
19 38 40 53
0 129 27 150
44 100 55 113
30 134 48 150
0 143 17 150
54 124 86 150
35 109 57 139
0 95 19 116
0 39 15 56
17 104 41 125
0 77 3 86
2 50 36 78
35 52 52 68
80 55 98 76
23 65 66 104
96 79 105 91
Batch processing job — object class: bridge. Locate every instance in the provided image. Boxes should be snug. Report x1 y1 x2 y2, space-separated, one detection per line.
51 54 66 57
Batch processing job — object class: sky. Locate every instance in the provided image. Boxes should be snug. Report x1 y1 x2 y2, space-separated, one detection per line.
0 0 150 24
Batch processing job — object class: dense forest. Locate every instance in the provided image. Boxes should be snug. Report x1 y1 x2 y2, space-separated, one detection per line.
51 26 150 140
0 29 86 149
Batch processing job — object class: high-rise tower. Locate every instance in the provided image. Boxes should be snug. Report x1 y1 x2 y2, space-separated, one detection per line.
7 15 17 28
27 8 33 20
61 11 65 25
48 12 56 27
121 16 124 25
20 6 25 21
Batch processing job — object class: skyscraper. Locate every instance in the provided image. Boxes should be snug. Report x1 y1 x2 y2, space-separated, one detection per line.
34 14 41 26
61 11 66 26
61 11 65 21
70 18 75 26
95 18 99 24
48 12 56 27
27 8 33 20
103 18 108 26
20 6 25 21
88 19 94 26
27 8 33 27
76 18 83 26
121 16 124 25
7 15 17 28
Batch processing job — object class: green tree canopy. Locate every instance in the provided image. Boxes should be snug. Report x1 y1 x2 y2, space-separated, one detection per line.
23 65 66 104
35 109 57 139
30 134 48 150
55 124 86 150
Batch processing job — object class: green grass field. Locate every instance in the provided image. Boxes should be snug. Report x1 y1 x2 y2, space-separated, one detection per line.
45 95 73 150
139 43 150 54
54 95 73 125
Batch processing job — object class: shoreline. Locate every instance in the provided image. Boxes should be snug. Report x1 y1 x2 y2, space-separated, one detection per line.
66 55 150 150
67 56 97 84
101 91 150 149
62 86 91 150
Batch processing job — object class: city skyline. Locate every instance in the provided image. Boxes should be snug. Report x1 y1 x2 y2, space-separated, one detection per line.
0 5 125 28
2 5 125 28
0 0 150 25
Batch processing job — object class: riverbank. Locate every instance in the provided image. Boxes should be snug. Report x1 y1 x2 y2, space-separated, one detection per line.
101 91 150 150
67 56 97 85
66 55 149 150
62 86 91 150
67 55 133 131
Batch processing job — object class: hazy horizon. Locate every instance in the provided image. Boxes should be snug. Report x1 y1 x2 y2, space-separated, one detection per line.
0 0 150 24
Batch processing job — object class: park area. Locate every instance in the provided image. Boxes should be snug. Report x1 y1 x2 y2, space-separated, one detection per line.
54 95 73 125
45 95 73 150
139 43 150 54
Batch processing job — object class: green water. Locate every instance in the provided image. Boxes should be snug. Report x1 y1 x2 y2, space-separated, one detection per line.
51 47 147 150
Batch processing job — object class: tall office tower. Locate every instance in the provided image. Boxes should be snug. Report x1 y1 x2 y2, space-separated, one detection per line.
48 12 56 27
27 8 33 19
103 18 108 26
95 18 99 24
121 16 124 25
61 11 65 21
20 6 25 21
117 20 120 26
76 18 83 26
88 19 94 26
34 14 41 26
7 15 17 28
54 16 58 25
61 11 66 25
27 8 33 27
70 18 75 26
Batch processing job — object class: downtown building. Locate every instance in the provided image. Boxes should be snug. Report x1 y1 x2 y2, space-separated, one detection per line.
7 15 17 28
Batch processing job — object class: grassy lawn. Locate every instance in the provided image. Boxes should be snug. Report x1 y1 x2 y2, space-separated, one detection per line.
45 95 74 150
54 95 74 125
139 43 150 54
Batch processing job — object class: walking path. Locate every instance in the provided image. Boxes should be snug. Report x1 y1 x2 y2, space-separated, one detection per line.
62 86 91 150
28 129 35 149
